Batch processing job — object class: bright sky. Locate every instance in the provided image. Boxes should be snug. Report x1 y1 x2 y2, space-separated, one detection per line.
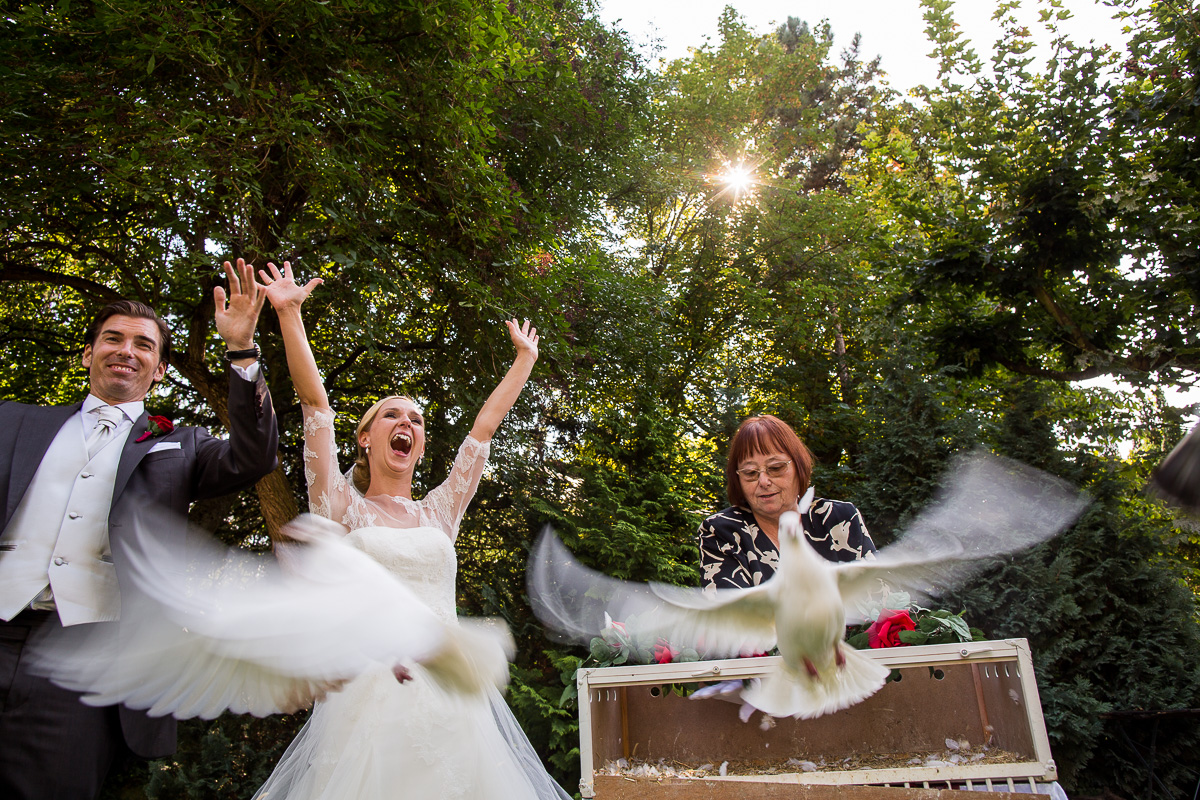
596 1 1199 421
597 0 1133 92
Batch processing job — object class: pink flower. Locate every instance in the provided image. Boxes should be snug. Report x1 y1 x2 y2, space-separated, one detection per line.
653 638 678 664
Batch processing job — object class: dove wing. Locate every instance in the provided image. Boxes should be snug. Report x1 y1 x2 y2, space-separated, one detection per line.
528 530 777 658
647 581 778 655
834 450 1088 622
32 511 507 718
1150 423 1200 511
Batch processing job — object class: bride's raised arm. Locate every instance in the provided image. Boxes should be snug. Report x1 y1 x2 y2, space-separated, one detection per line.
259 262 355 524
259 261 328 410
422 319 539 539
468 319 539 443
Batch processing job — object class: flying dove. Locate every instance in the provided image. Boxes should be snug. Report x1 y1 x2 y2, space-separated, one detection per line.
30 511 513 719
528 450 1086 719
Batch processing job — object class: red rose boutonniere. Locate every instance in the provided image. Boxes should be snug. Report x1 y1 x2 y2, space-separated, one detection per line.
135 415 175 443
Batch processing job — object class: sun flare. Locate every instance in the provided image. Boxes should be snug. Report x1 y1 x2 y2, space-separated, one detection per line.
716 162 756 198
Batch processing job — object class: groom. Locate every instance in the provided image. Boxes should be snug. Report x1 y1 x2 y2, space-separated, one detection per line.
0 259 280 799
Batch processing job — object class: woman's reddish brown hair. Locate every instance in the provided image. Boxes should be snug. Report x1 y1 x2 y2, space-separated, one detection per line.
725 414 814 508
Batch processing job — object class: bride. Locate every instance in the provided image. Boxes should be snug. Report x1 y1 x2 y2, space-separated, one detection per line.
254 262 569 800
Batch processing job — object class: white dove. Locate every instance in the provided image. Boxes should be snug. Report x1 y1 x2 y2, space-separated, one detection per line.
528 449 1087 720
30 511 514 719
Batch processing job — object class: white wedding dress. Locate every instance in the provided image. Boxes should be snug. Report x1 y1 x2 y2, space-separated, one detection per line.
253 407 570 800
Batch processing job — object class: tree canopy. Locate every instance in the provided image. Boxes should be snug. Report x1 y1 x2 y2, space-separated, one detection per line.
3 1 1198 798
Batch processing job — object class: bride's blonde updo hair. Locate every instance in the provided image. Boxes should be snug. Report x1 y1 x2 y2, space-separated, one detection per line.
352 395 421 494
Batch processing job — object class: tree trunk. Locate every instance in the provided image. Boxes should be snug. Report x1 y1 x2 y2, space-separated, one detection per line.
832 312 854 406
257 465 299 541
172 351 298 539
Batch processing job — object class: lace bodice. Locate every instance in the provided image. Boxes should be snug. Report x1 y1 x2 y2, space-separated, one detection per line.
300 404 489 542
347 526 457 622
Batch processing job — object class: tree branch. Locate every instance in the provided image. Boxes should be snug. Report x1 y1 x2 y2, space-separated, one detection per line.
0 264 124 303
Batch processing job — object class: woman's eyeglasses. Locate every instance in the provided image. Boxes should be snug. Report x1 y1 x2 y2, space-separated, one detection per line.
737 460 792 482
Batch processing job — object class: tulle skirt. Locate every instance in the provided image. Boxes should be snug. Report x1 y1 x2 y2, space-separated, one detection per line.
253 663 570 800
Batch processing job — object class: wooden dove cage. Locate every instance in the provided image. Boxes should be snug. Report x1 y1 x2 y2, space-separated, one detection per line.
577 639 1058 799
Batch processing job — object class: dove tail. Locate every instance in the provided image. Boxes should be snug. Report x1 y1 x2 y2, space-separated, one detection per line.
419 619 515 697
742 648 888 720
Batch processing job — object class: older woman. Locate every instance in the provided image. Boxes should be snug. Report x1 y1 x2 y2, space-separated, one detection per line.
698 415 876 590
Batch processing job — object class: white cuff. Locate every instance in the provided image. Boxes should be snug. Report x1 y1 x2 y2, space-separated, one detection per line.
231 362 261 382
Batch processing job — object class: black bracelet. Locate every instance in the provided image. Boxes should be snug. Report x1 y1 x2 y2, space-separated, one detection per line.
224 346 260 362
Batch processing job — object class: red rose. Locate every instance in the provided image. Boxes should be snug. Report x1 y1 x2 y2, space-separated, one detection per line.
136 415 175 443
653 639 678 664
867 609 916 648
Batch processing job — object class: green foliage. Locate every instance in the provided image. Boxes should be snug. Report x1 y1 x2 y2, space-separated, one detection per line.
1110 0 1200 312
851 335 984 542
5 1 1200 798
143 714 308 799
889 0 1200 383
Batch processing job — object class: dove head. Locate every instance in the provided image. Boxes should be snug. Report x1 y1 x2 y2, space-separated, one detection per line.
776 511 813 570
779 511 803 543
776 490 817 563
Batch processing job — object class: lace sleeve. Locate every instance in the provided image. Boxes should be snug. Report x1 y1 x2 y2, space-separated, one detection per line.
419 435 491 541
300 404 356 525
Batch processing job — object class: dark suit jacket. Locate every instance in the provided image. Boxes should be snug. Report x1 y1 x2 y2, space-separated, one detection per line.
0 369 278 757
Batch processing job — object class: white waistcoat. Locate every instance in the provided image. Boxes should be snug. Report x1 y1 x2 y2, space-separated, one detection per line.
0 417 129 625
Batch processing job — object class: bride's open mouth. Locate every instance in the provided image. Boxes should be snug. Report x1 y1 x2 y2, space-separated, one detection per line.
390 432 413 456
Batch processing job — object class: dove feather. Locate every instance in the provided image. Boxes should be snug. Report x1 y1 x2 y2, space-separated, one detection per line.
31 511 514 718
528 533 777 657
528 449 1087 721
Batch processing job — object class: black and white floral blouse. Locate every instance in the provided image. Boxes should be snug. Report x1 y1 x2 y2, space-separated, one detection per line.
697 498 877 590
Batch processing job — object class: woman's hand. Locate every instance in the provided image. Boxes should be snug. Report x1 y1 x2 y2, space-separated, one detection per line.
257 259 330 409
506 318 539 363
468 318 539 443
259 261 323 313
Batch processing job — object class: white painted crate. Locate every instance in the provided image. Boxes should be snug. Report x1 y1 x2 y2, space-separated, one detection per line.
577 639 1057 799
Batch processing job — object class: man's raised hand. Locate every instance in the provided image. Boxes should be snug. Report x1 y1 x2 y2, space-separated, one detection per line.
215 258 267 351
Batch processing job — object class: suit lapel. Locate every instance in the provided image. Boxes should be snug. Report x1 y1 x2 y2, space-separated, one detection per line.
113 410 155 502
5 403 81 529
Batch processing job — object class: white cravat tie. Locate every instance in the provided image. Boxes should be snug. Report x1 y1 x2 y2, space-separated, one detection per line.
86 405 124 457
